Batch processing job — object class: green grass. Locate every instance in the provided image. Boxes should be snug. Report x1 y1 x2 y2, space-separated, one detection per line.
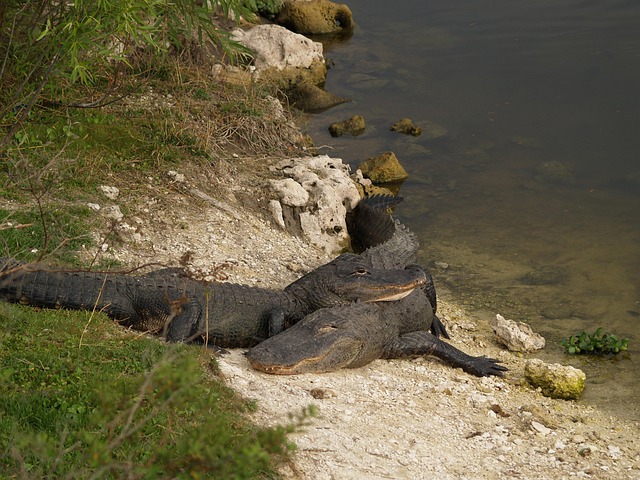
0 302 305 478
0 57 310 478
0 206 95 264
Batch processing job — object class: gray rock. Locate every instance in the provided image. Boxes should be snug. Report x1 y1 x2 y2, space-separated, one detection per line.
490 314 546 352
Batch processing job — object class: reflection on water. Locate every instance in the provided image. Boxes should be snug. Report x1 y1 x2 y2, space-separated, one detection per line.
307 0 640 420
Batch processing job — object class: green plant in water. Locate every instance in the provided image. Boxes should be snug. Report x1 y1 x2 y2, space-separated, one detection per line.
561 327 629 355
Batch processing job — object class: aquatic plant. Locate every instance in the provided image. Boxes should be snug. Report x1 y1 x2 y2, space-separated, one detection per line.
561 328 629 355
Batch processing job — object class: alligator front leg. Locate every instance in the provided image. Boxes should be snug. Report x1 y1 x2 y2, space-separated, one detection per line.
382 331 507 377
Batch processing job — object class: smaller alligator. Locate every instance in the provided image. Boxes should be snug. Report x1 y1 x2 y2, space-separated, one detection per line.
0 254 426 347
247 267 507 377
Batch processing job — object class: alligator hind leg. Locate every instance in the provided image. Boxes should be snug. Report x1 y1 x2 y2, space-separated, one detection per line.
382 331 507 377
430 315 450 339
163 299 203 343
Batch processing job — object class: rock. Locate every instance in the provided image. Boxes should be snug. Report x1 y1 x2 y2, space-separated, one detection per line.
357 152 408 184
276 0 354 35
231 24 327 89
268 199 286 229
390 118 422 136
520 265 568 285
269 155 360 253
524 359 586 400
99 185 119 200
167 170 185 183
490 314 546 352
328 115 366 137
232 24 323 71
269 178 309 207
535 161 575 185
287 81 350 112
103 205 123 222
422 120 448 140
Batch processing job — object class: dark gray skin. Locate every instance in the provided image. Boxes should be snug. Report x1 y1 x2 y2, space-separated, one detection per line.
0 253 426 347
247 196 507 377
247 272 507 377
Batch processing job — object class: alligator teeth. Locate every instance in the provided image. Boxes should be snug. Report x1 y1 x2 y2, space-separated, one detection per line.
374 288 415 302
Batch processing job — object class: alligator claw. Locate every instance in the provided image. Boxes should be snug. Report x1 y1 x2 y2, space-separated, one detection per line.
462 356 508 377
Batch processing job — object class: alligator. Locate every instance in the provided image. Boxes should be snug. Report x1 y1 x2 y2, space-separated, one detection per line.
246 195 507 377
247 267 507 377
0 253 426 347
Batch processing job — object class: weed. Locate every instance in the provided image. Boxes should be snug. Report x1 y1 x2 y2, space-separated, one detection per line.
561 327 630 355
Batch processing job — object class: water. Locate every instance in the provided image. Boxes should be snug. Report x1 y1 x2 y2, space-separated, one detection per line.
306 0 640 420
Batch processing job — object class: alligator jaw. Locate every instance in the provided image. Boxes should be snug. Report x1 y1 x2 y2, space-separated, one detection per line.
249 337 363 375
369 287 415 302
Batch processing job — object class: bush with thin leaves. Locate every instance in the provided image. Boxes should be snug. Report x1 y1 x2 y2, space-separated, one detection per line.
0 0 256 148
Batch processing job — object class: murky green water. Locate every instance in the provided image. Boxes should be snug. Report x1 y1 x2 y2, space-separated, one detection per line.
307 0 640 420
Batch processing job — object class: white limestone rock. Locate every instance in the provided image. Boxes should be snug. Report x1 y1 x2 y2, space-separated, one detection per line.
269 155 360 253
490 314 546 352
99 185 119 200
232 24 324 72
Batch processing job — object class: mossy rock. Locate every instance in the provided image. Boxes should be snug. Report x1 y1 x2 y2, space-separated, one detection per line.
390 118 422 136
357 152 408 184
276 0 354 35
329 115 365 137
287 82 350 112
524 359 586 400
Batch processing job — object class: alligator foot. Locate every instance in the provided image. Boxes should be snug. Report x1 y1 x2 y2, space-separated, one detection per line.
430 315 450 339
382 331 507 377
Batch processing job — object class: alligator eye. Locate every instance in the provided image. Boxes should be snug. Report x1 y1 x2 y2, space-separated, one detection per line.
352 267 370 276
319 325 339 333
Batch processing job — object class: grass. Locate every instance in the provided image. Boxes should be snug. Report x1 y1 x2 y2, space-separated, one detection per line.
0 48 312 478
0 302 310 478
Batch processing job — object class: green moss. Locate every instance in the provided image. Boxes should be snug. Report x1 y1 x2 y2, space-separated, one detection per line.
524 359 586 400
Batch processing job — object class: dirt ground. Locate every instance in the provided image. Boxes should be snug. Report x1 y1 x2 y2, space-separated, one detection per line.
95 154 639 480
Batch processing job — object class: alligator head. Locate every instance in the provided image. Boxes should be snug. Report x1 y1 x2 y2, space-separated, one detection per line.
284 253 426 309
247 302 391 374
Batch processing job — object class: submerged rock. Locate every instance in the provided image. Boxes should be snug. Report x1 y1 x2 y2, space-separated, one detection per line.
329 115 366 137
422 120 448 140
524 359 586 400
390 118 422 136
357 152 408 184
520 265 568 285
276 0 354 35
287 82 350 112
490 314 546 352
535 161 575 185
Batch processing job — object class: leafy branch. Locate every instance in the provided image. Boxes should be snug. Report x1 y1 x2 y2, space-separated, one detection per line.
0 0 259 149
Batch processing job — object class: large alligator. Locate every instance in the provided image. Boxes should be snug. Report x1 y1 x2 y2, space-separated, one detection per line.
0 253 426 347
247 196 507 377
247 281 507 377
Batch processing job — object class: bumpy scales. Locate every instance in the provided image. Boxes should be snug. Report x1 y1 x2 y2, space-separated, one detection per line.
0 254 425 347
248 195 507 377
